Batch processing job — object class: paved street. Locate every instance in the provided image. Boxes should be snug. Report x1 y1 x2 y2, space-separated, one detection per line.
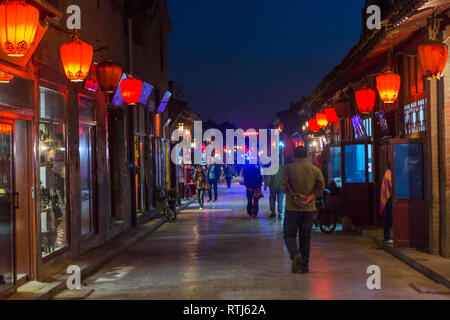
56 183 450 300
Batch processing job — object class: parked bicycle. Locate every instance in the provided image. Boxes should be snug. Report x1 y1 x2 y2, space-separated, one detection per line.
159 187 177 222
314 188 341 234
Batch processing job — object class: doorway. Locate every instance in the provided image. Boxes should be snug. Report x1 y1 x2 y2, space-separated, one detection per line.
0 118 32 293
79 124 97 237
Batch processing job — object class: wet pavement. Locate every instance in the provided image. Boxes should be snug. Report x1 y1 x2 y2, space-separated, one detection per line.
55 183 450 300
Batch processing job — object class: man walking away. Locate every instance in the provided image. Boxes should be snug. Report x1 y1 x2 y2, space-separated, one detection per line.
380 166 393 245
225 165 233 188
281 146 325 274
243 164 263 217
207 163 221 202
265 165 285 219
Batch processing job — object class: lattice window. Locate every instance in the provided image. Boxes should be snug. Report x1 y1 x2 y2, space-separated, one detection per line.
404 98 427 135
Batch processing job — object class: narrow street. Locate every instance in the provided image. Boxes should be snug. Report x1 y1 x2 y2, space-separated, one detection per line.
56 183 449 300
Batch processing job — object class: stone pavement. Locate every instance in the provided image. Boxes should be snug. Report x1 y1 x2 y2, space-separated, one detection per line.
362 229 450 289
55 183 450 300
7 199 195 300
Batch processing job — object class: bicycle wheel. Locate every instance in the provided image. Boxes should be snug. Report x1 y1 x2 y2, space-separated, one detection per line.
166 207 177 222
319 209 337 234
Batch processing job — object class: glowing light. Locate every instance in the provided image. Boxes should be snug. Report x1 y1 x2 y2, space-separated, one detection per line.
60 38 94 82
376 70 401 103
0 71 14 83
355 87 376 114
418 42 448 80
0 1 39 57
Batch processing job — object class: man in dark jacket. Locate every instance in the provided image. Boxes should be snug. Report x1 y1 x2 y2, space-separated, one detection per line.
243 164 263 217
281 146 325 274
207 163 221 202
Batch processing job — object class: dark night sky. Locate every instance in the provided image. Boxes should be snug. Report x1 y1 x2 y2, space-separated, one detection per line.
167 0 365 129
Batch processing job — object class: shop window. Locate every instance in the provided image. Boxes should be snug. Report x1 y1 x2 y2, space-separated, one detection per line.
344 144 366 183
362 118 372 137
394 144 423 199
39 117 67 257
329 146 342 187
0 75 33 109
40 87 66 120
78 95 95 121
404 98 427 135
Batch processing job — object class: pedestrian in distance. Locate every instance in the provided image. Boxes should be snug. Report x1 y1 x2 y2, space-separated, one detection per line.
243 164 263 218
207 162 221 202
380 165 393 245
281 146 325 274
194 166 207 210
265 165 285 219
224 165 233 188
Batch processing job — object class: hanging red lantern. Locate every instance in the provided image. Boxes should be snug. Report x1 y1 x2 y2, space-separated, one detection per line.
120 77 143 105
60 36 93 82
0 123 12 133
324 107 338 123
316 113 328 128
376 69 401 103
0 71 14 83
0 1 39 57
308 119 320 132
355 87 376 114
96 61 123 93
418 42 448 80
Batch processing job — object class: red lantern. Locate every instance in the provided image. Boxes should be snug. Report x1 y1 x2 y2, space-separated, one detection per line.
376 70 401 103
0 71 14 83
325 107 338 123
60 38 93 82
308 119 320 132
96 61 123 93
355 87 376 114
418 42 448 80
0 123 12 133
0 1 39 57
120 77 143 105
316 113 328 128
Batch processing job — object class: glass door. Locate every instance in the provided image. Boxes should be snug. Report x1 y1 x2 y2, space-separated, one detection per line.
0 121 14 290
79 125 96 236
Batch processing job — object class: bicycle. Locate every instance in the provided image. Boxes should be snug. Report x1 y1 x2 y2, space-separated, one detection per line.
314 189 338 234
158 188 177 222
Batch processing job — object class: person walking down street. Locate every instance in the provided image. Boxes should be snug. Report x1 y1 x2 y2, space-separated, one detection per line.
281 146 325 274
243 164 263 217
265 165 285 219
194 166 207 210
207 163 221 202
380 167 393 245
224 165 233 188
